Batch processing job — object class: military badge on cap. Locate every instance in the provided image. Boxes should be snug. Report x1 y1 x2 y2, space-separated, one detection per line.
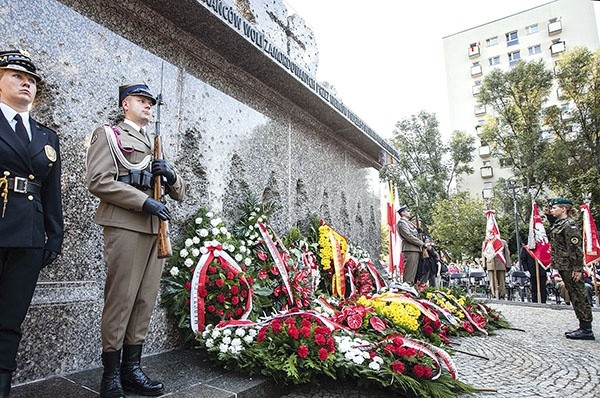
0 49 41 81
44 145 57 162
571 237 580 245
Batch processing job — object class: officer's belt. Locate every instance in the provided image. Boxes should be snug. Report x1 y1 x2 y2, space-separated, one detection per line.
7 177 41 194
117 174 153 191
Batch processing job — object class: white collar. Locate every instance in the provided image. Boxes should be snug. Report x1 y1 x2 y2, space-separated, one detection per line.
0 102 30 125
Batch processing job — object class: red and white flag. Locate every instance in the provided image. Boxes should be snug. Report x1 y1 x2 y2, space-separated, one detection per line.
526 202 552 269
580 203 600 266
483 210 506 264
386 183 404 276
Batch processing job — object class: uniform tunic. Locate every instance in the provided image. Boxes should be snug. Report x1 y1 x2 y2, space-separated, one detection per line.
86 121 185 351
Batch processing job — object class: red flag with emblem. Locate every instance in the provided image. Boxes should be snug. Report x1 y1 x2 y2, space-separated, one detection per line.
483 210 506 265
386 183 404 276
526 202 552 269
580 203 600 266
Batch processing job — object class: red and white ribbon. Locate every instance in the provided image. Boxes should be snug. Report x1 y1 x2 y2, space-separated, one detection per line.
257 222 294 305
190 243 254 334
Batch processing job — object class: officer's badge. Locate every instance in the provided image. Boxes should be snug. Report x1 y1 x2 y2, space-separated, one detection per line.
44 145 57 162
571 237 580 245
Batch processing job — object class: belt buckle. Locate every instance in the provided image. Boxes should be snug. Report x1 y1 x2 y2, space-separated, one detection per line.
13 176 27 193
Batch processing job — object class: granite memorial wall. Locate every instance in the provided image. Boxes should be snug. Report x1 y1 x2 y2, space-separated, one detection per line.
0 0 397 383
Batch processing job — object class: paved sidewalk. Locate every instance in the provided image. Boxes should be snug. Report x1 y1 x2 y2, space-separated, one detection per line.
10 301 600 398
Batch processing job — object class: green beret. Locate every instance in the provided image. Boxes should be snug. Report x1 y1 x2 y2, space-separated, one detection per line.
549 197 573 206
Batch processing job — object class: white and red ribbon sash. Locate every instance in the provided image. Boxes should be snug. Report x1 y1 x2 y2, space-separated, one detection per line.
365 260 387 291
257 222 294 305
581 204 600 266
190 243 254 334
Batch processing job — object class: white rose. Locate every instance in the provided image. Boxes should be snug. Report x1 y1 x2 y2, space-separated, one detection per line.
243 335 254 344
239 246 246 253
210 218 221 227
206 212 214 218
244 258 251 266
222 329 232 336
205 338 215 348
352 354 365 365
184 258 194 268
235 254 243 262
185 239 193 247
235 328 246 337
222 336 232 344
195 217 202 225
368 361 380 371
179 248 189 258
191 248 200 257
192 236 200 244
199 229 209 237
200 247 208 255
220 226 228 234
219 343 228 353
169 267 179 276
212 228 220 236
211 329 221 339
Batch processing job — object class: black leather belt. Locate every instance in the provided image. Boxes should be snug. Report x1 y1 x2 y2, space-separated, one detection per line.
7 177 41 194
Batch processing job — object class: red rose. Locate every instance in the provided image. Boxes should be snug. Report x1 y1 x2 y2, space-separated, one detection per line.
217 309 224 316
241 290 248 298
208 266 217 274
234 307 243 316
314 333 326 346
257 251 268 261
216 279 225 287
230 285 239 295
207 305 216 313
297 345 309 358
225 311 233 319
226 272 234 280
285 317 296 325
299 326 311 338
217 294 226 303
391 361 405 373
185 281 191 291
413 364 425 378
423 325 434 336
231 296 239 305
287 326 299 340
318 348 329 361
272 323 283 335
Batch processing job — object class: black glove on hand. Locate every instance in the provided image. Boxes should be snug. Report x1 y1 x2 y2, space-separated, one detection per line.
142 197 171 221
152 159 177 185
41 250 58 268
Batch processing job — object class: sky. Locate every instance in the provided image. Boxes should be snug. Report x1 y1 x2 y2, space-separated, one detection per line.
283 0 599 141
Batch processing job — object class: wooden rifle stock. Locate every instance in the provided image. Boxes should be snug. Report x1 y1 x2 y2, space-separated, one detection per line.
153 134 172 258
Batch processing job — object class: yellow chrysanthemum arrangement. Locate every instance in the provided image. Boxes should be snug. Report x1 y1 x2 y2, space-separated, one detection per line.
357 296 420 332
318 224 348 271
426 292 465 319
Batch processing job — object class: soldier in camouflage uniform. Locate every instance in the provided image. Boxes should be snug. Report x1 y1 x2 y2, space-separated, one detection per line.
547 198 594 340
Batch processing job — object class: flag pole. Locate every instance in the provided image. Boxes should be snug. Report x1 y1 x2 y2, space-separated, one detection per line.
535 259 541 304
494 268 499 300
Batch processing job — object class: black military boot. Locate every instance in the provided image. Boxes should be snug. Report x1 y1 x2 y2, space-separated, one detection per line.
100 350 125 398
0 372 11 398
566 321 595 340
120 345 164 396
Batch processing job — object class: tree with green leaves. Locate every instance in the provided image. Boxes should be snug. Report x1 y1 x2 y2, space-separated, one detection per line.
478 59 556 201
429 192 487 261
544 47 600 213
380 111 475 232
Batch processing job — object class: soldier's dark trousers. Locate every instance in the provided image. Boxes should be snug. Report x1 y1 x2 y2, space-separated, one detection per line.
559 270 593 325
0 249 43 372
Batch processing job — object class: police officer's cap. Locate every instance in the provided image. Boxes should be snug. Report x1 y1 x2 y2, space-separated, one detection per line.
549 197 573 206
118 83 157 107
397 205 410 214
0 49 41 82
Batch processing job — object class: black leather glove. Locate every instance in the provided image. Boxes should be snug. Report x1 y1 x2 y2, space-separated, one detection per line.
41 250 58 268
142 197 171 221
152 159 177 185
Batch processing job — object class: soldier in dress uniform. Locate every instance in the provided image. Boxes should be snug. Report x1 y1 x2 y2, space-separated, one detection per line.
396 205 425 284
0 50 63 397
86 83 186 397
547 198 594 340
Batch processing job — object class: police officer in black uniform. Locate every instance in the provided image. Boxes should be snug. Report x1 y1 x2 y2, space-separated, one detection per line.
0 50 63 397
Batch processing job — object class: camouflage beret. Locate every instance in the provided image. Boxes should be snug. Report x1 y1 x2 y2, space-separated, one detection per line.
549 197 573 206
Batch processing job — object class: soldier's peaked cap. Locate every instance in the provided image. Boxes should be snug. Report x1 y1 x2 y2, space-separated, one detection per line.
0 49 41 81
118 83 157 107
397 205 410 214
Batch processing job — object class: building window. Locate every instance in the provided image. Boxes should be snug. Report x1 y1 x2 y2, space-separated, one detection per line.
471 62 483 77
506 31 519 46
528 44 542 55
550 39 566 55
486 36 498 47
483 182 493 190
525 24 539 35
548 18 562 34
488 56 500 66
482 160 491 167
469 42 480 57
508 50 521 66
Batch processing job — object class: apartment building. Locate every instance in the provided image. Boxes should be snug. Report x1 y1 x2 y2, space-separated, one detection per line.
443 0 600 199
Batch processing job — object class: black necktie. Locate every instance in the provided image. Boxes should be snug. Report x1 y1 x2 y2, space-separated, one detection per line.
13 114 30 146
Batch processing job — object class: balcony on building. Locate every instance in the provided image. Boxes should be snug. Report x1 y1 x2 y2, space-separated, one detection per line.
472 84 482 96
479 145 491 157
474 104 486 115
480 165 494 178
557 87 566 100
470 64 483 77
550 40 566 56
482 188 494 199
468 43 480 58
548 19 562 35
